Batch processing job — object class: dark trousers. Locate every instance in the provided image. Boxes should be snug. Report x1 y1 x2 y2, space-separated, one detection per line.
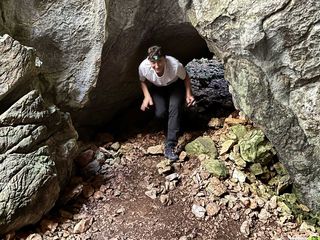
150 80 185 147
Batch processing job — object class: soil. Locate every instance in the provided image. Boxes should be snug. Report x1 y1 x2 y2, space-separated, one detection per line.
8 126 312 240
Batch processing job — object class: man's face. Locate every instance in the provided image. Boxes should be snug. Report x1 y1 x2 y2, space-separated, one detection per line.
150 57 165 75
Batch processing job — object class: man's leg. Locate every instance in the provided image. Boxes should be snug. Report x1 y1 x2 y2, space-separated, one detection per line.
150 86 168 130
166 80 185 149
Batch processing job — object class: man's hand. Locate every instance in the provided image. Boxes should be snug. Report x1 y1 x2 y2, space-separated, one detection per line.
186 94 195 107
140 96 153 111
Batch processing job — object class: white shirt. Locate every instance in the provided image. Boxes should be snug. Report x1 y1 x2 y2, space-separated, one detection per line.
138 56 187 86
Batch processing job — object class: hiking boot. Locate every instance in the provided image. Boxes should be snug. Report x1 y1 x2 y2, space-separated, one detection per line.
164 146 179 161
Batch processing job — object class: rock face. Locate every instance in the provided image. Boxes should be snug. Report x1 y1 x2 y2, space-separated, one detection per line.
0 0 210 126
0 0 106 109
0 90 78 234
181 0 320 210
0 35 78 234
0 34 36 99
0 34 39 108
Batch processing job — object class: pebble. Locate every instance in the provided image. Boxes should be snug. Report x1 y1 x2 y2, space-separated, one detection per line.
93 191 105 200
147 145 163 155
240 220 251 237
111 142 121 151
192 204 206 218
165 173 179 181
73 218 94 234
26 234 42 240
145 189 158 199
206 202 220 216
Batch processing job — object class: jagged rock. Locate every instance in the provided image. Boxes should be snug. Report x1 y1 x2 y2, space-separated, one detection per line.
273 162 289 176
26 234 42 240
240 219 251 237
206 177 227 197
230 125 248 140
0 90 78 234
182 0 320 211
206 202 221 217
110 142 121 151
232 169 246 183
147 145 163 155
202 158 228 178
250 163 264 176
145 189 158 200
185 136 218 158
73 217 94 234
0 0 106 109
239 129 275 164
208 117 224 128
178 151 187 161
224 117 247 126
156 160 172 175
220 139 236 155
185 58 233 114
191 204 206 218
0 34 39 103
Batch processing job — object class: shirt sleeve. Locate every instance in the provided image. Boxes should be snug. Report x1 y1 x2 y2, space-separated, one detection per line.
138 64 146 81
176 62 187 80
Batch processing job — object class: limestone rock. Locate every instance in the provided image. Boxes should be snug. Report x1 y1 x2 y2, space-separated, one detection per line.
239 129 275 164
230 125 248 141
0 34 39 103
191 204 206 218
147 145 163 155
206 177 227 197
185 136 218 158
206 202 221 216
182 0 320 211
0 90 78 234
232 169 246 183
0 0 106 109
202 158 228 178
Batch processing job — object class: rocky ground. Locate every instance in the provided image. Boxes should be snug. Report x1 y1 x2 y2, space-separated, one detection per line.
3 58 320 240
4 112 320 240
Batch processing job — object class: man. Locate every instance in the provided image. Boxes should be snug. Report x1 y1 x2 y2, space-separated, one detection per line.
138 45 194 160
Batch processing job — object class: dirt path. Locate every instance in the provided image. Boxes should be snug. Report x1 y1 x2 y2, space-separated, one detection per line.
11 128 314 240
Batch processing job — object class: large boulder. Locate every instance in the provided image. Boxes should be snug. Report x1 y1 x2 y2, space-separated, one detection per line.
181 0 320 210
0 34 78 233
0 34 40 107
0 0 106 109
0 90 78 234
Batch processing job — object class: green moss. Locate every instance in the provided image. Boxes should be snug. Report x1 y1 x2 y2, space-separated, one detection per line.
185 136 217 158
202 158 228 179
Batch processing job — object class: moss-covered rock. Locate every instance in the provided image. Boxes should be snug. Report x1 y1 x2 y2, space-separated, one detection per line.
250 163 264 176
230 124 248 140
202 158 228 179
239 129 275 164
185 136 217 158
220 139 236 155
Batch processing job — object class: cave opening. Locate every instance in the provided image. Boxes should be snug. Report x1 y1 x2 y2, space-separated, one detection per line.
77 23 234 142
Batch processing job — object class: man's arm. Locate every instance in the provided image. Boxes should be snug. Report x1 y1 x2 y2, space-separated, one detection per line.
140 81 153 111
184 73 195 106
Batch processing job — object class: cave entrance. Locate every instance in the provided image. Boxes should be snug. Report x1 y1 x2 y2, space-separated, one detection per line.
102 24 235 140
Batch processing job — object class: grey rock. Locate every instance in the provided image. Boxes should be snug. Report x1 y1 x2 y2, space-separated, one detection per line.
165 173 180 182
0 34 39 103
0 0 106 109
183 0 320 211
191 204 206 218
145 189 158 200
0 90 78 234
